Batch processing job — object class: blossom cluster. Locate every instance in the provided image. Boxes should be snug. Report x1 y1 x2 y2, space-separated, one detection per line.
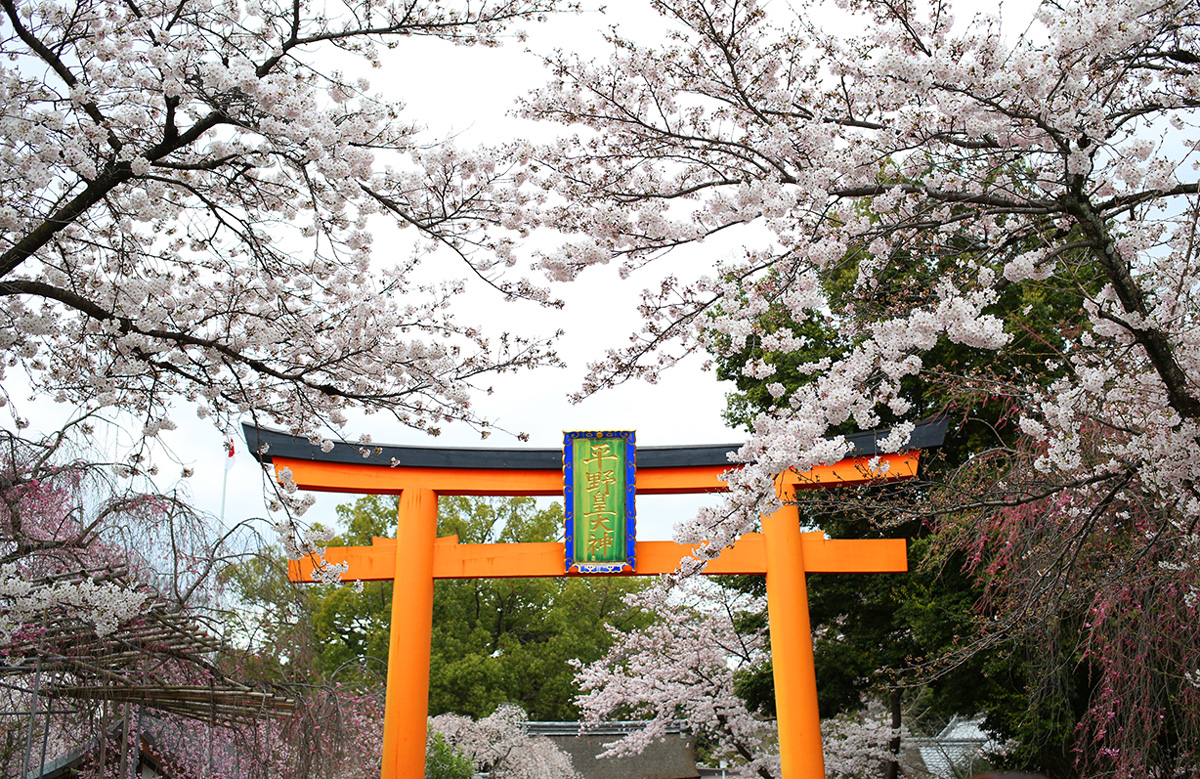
572 578 906 778
429 703 582 779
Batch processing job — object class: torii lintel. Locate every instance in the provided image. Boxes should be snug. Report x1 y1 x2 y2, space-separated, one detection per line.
243 417 948 497
289 533 907 581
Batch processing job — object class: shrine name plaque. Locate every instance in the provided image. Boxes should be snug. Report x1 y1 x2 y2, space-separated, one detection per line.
564 431 636 573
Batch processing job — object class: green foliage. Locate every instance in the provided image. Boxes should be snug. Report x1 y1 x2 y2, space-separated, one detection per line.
312 495 652 720
426 730 474 779
306 494 401 679
220 548 322 683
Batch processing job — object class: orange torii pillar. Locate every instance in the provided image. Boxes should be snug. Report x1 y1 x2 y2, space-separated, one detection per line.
245 419 946 779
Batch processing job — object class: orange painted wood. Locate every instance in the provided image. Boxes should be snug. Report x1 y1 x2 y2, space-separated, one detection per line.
763 500 826 779
289 533 906 581
799 533 907 573
381 488 438 779
273 460 734 495
272 451 920 497
429 539 774 578
274 460 564 495
637 464 730 493
781 451 919 490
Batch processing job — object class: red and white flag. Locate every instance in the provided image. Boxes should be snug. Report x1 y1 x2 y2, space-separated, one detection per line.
224 437 236 471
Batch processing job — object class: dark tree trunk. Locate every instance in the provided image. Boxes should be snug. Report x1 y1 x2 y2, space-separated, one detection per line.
885 687 903 779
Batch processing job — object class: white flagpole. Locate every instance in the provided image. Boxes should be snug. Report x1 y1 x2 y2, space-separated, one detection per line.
220 465 228 525
220 437 234 524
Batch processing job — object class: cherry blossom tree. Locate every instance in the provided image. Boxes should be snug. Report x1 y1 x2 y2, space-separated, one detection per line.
515 0 1200 775
1 418 262 775
574 579 779 778
573 578 903 779
1 4 576 770
0 418 398 778
0 417 234 637
429 703 582 779
0 0 563 530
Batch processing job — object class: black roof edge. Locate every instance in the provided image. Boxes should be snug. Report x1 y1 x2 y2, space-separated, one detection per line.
524 720 689 736
241 416 947 471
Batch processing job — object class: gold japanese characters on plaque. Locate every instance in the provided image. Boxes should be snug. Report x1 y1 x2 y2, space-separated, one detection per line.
563 430 636 574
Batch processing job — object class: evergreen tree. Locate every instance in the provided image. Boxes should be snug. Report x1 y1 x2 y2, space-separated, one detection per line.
311 495 651 720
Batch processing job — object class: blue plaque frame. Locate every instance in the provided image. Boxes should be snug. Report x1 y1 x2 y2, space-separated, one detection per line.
563 430 636 574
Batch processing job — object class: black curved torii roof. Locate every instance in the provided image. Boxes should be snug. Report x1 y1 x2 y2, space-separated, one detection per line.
242 416 947 471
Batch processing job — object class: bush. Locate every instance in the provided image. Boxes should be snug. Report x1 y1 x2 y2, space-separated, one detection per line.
427 730 474 779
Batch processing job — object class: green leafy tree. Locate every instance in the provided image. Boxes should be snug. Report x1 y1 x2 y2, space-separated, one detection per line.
426 730 474 779
220 557 314 679
312 495 651 720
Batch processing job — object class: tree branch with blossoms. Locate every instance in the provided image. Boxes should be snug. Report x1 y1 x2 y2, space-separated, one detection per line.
0 0 562 448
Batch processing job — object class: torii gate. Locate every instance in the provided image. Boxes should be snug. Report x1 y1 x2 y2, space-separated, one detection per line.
245 418 947 779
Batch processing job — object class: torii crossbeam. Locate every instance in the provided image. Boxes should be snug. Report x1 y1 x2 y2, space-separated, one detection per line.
246 418 947 779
